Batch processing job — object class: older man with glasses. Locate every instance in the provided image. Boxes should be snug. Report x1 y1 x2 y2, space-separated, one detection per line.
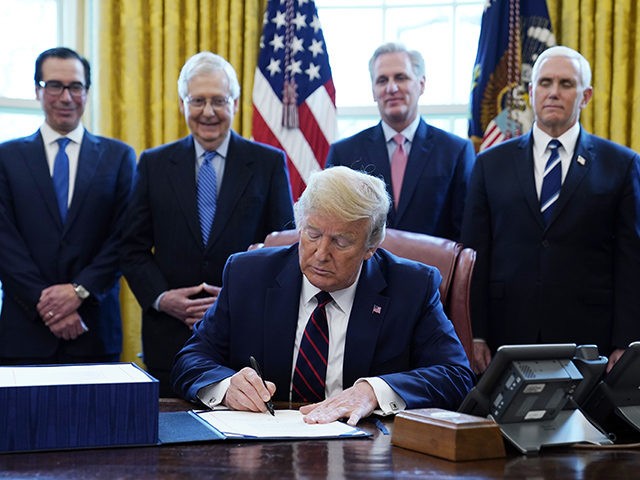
0 47 136 366
121 51 294 396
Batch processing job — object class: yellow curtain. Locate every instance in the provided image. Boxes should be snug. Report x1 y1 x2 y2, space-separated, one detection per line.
547 0 640 152
94 0 267 364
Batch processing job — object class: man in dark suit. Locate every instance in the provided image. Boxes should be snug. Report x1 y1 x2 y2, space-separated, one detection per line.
461 46 640 374
172 166 473 425
121 52 294 396
325 42 474 241
0 47 136 364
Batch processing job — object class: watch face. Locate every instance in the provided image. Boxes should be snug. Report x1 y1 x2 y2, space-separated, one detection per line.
74 284 90 299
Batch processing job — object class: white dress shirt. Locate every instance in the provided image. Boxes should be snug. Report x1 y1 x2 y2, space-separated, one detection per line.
40 122 84 207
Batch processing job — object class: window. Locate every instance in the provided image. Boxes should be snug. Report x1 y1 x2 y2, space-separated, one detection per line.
0 0 81 142
316 0 484 139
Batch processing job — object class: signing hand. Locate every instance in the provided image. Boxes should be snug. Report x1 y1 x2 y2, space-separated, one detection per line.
472 339 492 375
222 367 276 412
299 382 378 426
158 283 220 328
37 284 82 326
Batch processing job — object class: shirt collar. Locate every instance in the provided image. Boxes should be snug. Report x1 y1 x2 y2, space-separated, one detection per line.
193 131 231 160
40 122 85 146
532 121 581 157
381 115 421 144
301 266 362 314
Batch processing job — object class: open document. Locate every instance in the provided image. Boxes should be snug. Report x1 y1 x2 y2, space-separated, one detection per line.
196 409 369 439
158 409 370 444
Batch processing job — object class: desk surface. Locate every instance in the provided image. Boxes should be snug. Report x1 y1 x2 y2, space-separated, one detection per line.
1 399 639 479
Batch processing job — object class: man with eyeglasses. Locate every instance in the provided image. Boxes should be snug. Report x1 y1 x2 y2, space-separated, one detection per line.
121 51 294 396
0 47 136 365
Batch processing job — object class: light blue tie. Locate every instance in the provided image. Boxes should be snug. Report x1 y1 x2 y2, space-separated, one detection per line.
540 139 562 224
53 137 70 222
197 151 218 245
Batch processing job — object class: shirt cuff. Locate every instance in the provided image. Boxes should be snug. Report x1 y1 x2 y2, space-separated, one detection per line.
152 292 166 311
196 377 231 409
356 377 406 416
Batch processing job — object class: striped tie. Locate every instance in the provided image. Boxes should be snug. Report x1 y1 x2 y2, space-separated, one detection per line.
197 151 218 245
53 137 70 222
292 291 332 403
540 139 562 224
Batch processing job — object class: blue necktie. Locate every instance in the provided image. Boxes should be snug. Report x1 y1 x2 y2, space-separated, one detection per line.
540 139 562 224
197 151 218 245
292 291 332 403
53 137 70 222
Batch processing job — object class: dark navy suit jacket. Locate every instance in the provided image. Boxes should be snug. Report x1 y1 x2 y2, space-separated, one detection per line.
461 128 640 354
172 245 474 410
325 119 475 241
0 130 136 358
121 132 294 373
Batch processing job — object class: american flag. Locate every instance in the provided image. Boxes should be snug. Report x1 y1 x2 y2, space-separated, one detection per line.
252 0 337 200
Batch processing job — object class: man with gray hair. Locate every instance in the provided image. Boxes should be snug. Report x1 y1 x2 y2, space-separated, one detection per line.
325 42 474 241
462 45 640 374
172 166 473 425
121 51 294 396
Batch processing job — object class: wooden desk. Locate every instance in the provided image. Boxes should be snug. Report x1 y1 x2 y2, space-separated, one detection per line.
1 399 639 479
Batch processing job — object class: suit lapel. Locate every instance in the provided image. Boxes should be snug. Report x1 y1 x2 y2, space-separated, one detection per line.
342 254 389 388
545 130 592 228
365 125 395 225
395 119 431 221
513 132 546 228
21 132 64 228
263 247 304 394
65 132 100 230
207 132 253 248
167 136 202 246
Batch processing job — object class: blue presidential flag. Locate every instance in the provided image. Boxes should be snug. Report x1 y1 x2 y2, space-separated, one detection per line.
469 0 555 152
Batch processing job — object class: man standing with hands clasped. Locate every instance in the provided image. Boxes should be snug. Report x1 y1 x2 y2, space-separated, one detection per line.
0 47 136 364
121 51 294 396
462 46 640 375
172 166 473 425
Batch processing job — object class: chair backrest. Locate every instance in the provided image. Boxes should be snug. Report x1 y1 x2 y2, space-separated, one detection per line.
251 228 475 361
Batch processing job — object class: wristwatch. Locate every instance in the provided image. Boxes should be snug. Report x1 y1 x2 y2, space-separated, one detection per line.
73 283 90 300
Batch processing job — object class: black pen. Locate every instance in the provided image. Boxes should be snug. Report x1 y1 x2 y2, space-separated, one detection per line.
249 356 275 416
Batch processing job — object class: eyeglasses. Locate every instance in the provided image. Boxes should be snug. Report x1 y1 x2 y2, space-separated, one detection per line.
38 80 87 97
184 95 232 111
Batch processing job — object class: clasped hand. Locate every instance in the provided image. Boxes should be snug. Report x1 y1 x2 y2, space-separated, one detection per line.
159 283 220 328
223 368 378 426
37 284 85 340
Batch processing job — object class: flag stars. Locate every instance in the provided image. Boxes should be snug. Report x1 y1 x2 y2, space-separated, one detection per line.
291 36 305 55
286 59 303 75
292 12 307 30
305 62 321 81
309 15 321 34
309 38 324 58
272 10 287 29
266 58 282 76
297 0 310 7
270 33 285 51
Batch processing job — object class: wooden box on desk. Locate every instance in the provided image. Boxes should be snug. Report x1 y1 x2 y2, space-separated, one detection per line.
0 363 159 453
392 408 505 461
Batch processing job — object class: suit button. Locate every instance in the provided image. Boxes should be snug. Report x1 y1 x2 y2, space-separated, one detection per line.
542 240 550 248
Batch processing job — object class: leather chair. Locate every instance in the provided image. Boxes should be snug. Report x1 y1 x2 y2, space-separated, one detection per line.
249 228 475 361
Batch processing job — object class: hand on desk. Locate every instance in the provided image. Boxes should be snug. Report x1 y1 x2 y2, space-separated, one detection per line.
159 283 221 328
223 367 276 413
299 382 378 426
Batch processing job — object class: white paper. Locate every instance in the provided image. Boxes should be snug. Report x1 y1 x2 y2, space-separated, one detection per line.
0 363 153 387
196 409 368 438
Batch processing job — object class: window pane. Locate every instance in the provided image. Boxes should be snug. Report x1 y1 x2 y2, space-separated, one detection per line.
0 112 44 142
0 0 59 99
